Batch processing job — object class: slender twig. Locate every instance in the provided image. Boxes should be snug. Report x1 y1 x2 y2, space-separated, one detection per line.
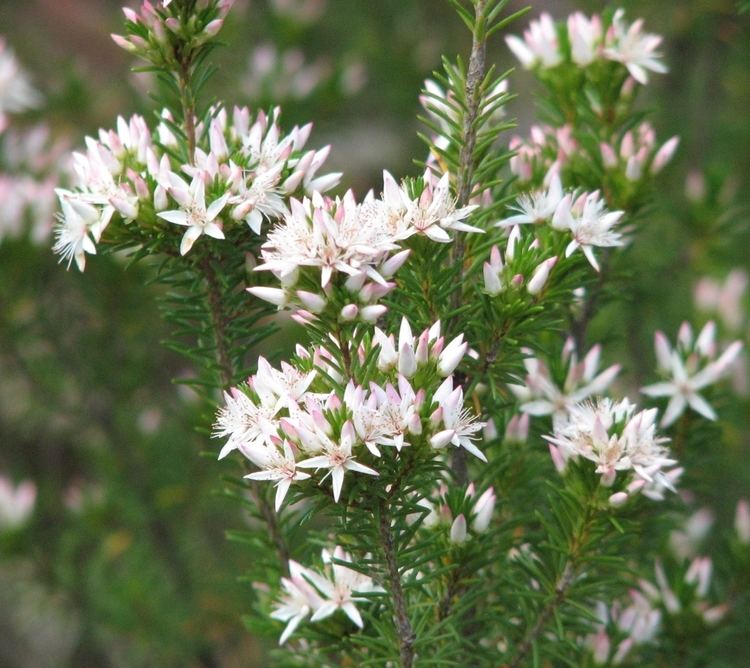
504 496 597 668
504 565 575 668
450 0 488 314
448 0 489 485
378 498 416 668
200 256 234 387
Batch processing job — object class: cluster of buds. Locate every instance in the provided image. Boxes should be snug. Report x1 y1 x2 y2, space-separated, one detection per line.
509 125 576 185
506 9 667 85
545 397 681 501
482 225 558 298
249 170 481 324
416 480 497 543
213 318 486 508
0 37 41 133
508 339 620 430
53 105 339 269
587 555 727 665
0 474 36 531
498 174 626 272
112 0 234 65
641 321 743 427
600 122 679 182
271 545 383 644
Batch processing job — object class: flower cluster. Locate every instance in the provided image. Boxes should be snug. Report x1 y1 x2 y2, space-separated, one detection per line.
271 545 383 644
249 170 481 322
482 225 558 297
417 480 496 543
695 269 748 334
112 0 234 64
213 318 486 508
508 339 620 429
0 37 40 132
641 321 743 427
587 557 728 665
499 174 626 272
509 124 576 184
53 105 339 269
600 122 679 182
545 398 679 500
506 9 667 85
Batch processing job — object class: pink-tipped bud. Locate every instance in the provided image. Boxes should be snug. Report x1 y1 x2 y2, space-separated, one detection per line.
203 18 224 38
527 257 557 295
450 514 468 544
484 262 503 296
511 273 524 287
360 304 387 323
111 34 138 53
429 406 443 426
415 331 430 365
548 443 567 474
651 136 680 174
398 342 417 378
247 286 287 306
407 413 422 435
600 142 618 168
608 492 629 507
471 488 496 533
340 304 359 321
296 290 326 314
380 249 411 278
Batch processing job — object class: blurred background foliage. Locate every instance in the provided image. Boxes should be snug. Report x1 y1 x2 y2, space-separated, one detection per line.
0 0 747 666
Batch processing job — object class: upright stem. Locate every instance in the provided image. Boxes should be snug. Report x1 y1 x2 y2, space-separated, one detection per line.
200 256 234 387
449 1 488 485
455 0 488 209
504 496 598 668
177 59 197 164
450 0 488 300
378 498 416 668
198 259 292 576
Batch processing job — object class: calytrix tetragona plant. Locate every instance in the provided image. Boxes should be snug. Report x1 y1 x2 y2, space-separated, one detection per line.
52 1 746 666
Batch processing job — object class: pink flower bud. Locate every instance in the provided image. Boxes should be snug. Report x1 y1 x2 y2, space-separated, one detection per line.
608 492 629 507
247 286 287 306
527 257 557 295
360 304 387 323
651 136 679 174
600 142 618 168
111 34 138 53
471 488 496 533
340 304 359 321
380 249 411 278
296 290 326 314
203 18 224 38
450 514 468 543
484 262 503 295
548 444 567 473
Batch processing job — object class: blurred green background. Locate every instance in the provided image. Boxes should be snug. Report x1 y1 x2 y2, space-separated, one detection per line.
0 0 748 666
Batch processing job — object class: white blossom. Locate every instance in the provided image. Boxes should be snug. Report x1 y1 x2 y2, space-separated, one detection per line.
641 323 743 426
603 9 667 85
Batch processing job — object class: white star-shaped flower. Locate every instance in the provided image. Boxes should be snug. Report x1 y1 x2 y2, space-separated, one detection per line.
158 174 229 255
